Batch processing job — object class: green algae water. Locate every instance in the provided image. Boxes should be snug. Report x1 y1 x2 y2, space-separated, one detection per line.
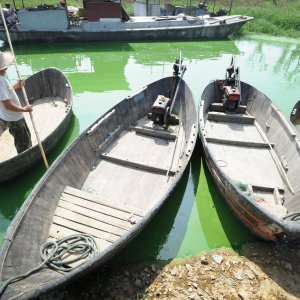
0 35 300 264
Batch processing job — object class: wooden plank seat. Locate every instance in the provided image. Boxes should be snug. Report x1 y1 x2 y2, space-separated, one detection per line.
251 185 284 194
48 186 144 250
210 103 247 114
130 125 177 140
100 152 177 176
206 137 274 148
207 111 255 124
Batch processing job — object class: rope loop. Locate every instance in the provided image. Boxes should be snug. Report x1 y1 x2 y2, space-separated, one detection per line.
0 233 98 296
41 234 98 272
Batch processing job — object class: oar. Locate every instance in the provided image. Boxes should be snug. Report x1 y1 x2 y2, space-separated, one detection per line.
0 5 49 169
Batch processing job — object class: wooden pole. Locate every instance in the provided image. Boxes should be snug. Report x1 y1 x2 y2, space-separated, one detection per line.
248 113 294 195
229 0 233 15
0 5 49 169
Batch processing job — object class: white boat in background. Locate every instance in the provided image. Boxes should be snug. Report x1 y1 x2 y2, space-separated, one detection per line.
0 0 253 43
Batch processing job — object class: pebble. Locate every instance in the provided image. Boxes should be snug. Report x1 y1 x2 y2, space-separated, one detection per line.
212 254 223 264
284 262 293 271
245 269 255 280
200 256 209 265
234 269 244 281
135 279 142 287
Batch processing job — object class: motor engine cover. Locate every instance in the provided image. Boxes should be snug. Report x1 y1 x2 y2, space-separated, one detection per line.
224 86 240 101
150 95 171 124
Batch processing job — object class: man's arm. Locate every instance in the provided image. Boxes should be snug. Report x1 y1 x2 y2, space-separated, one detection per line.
2 100 32 112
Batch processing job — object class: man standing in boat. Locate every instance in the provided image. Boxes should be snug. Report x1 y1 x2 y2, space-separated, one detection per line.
0 51 32 154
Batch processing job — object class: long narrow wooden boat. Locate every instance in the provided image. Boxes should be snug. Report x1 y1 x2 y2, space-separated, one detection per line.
199 58 300 243
290 100 300 134
0 0 253 43
0 61 197 299
0 67 73 182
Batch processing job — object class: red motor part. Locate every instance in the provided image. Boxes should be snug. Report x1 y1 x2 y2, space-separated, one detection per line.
224 85 240 101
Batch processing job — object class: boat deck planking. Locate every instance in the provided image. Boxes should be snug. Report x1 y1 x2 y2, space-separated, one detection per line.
0 97 67 162
48 186 144 252
82 118 184 211
205 118 286 210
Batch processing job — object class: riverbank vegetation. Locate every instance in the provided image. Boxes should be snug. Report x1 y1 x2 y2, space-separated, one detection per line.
232 0 300 38
6 0 300 38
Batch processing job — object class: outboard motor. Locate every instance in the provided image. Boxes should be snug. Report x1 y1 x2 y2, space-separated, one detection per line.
149 58 185 126
219 57 241 111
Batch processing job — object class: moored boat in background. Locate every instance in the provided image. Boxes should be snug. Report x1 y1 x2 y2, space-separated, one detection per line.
0 0 253 43
199 57 300 243
0 67 73 183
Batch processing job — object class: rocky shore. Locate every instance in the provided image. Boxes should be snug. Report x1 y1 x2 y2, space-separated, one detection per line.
42 242 300 300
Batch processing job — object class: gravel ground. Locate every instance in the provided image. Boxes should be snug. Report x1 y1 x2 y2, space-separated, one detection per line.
41 241 300 300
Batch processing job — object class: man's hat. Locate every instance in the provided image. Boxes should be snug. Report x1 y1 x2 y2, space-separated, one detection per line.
0 51 14 71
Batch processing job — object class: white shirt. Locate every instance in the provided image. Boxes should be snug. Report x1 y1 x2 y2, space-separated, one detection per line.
0 75 23 121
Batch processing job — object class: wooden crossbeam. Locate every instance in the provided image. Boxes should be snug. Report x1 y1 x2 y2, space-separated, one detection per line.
131 125 176 140
210 103 247 114
100 153 176 176
206 137 274 148
208 111 255 124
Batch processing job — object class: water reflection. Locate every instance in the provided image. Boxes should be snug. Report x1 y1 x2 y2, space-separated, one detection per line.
235 35 300 115
237 35 300 84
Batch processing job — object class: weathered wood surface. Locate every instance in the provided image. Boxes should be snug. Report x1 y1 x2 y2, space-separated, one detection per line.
0 97 67 161
48 186 143 247
0 68 73 182
0 76 197 299
207 111 255 124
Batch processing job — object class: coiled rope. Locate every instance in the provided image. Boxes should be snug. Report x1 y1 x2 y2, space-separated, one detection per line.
0 233 98 296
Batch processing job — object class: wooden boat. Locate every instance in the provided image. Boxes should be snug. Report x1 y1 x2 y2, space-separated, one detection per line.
0 68 73 183
290 100 300 134
199 58 300 243
0 60 197 299
0 0 253 43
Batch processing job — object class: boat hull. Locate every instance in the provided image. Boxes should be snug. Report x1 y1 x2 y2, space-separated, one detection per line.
199 80 300 243
0 68 73 183
0 16 252 43
0 76 197 299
